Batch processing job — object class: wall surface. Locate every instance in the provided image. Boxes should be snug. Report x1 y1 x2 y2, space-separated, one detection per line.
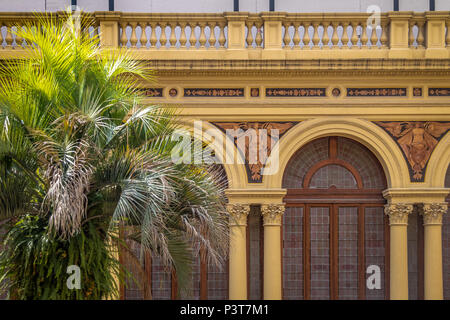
0 0 449 12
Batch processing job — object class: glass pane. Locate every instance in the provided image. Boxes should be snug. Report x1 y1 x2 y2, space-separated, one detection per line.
365 207 386 299
124 238 144 300
310 207 330 299
309 164 357 189
338 207 358 300
179 244 200 299
283 207 304 299
152 255 172 300
248 206 262 299
207 261 228 300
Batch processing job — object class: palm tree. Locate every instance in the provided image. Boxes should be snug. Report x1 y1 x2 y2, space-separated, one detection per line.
0 10 228 299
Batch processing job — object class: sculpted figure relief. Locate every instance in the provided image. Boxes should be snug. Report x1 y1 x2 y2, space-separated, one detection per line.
376 121 450 180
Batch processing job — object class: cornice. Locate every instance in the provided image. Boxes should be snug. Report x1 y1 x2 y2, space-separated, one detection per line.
143 59 450 77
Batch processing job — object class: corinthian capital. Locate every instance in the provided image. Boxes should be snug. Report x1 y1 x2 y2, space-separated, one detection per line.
227 203 250 226
384 203 414 225
419 203 448 225
261 204 285 226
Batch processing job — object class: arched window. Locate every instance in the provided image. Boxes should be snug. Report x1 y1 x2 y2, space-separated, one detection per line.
121 165 229 300
282 136 388 300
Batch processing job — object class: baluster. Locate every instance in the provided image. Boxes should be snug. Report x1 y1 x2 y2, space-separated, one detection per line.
189 22 197 48
303 23 311 49
370 25 378 48
5 23 13 48
380 20 388 48
409 21 416 48
209 22 217 48
129 22 138 48
179 22 187 48
139 22 147 49
341 22 350 48
350 23 358 48
149 23 157 48
169 22 177 48
120 22 128 47
360 23 368 48
292 23 300 48
255 22 263 48
198 22 206 48
331 22 340 48
218 21 226 48
246 22 253 48
283 23 291 48
160 23 167 48
311 22 319 48
416 20 424 48
322 22 330 49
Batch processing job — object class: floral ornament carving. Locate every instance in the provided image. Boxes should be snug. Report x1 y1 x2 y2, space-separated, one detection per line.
261 204 285 226
375 121 450 181
419 203 448 225
227 203 250 226
384 203 414 225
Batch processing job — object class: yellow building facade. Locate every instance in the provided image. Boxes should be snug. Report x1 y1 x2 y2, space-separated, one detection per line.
1 10 449 300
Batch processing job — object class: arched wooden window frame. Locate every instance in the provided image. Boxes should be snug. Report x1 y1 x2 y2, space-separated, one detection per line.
282 136 390 300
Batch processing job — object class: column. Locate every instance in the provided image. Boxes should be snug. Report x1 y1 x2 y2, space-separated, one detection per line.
419 203 448 300
385 203 414 300
261 203 284 300
227 203 250 300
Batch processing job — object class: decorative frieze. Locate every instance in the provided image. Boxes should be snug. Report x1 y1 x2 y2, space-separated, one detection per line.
212 122 297 183
261 204 285 226
374 121 450 182
227 203 250 226
347 88 407 96
384 203 414 225
418 203 448 225
138 88 163 97
428 88 450 96
265 88 326 97
184 88 244 97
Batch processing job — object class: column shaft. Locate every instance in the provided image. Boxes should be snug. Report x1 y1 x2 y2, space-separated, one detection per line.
420 203 447 300
227 204 250 300
261 204 284 300
385 203 413 300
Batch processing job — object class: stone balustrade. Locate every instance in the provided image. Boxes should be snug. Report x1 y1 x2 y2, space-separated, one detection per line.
0 11 449 59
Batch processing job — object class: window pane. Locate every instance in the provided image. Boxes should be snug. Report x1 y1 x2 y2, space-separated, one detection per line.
207 261 228 299
310 207 330 299
151 255 172 300
365 207 386 299
338 207 358 299
309 164 357 189
283 207 304 299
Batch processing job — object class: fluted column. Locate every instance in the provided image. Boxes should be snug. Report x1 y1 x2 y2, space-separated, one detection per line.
385 203 413 300
419 203 447 300
227 203 250 300
261 203 284 300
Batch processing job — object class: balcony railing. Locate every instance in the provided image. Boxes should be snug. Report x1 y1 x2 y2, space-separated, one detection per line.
0 11 449 59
